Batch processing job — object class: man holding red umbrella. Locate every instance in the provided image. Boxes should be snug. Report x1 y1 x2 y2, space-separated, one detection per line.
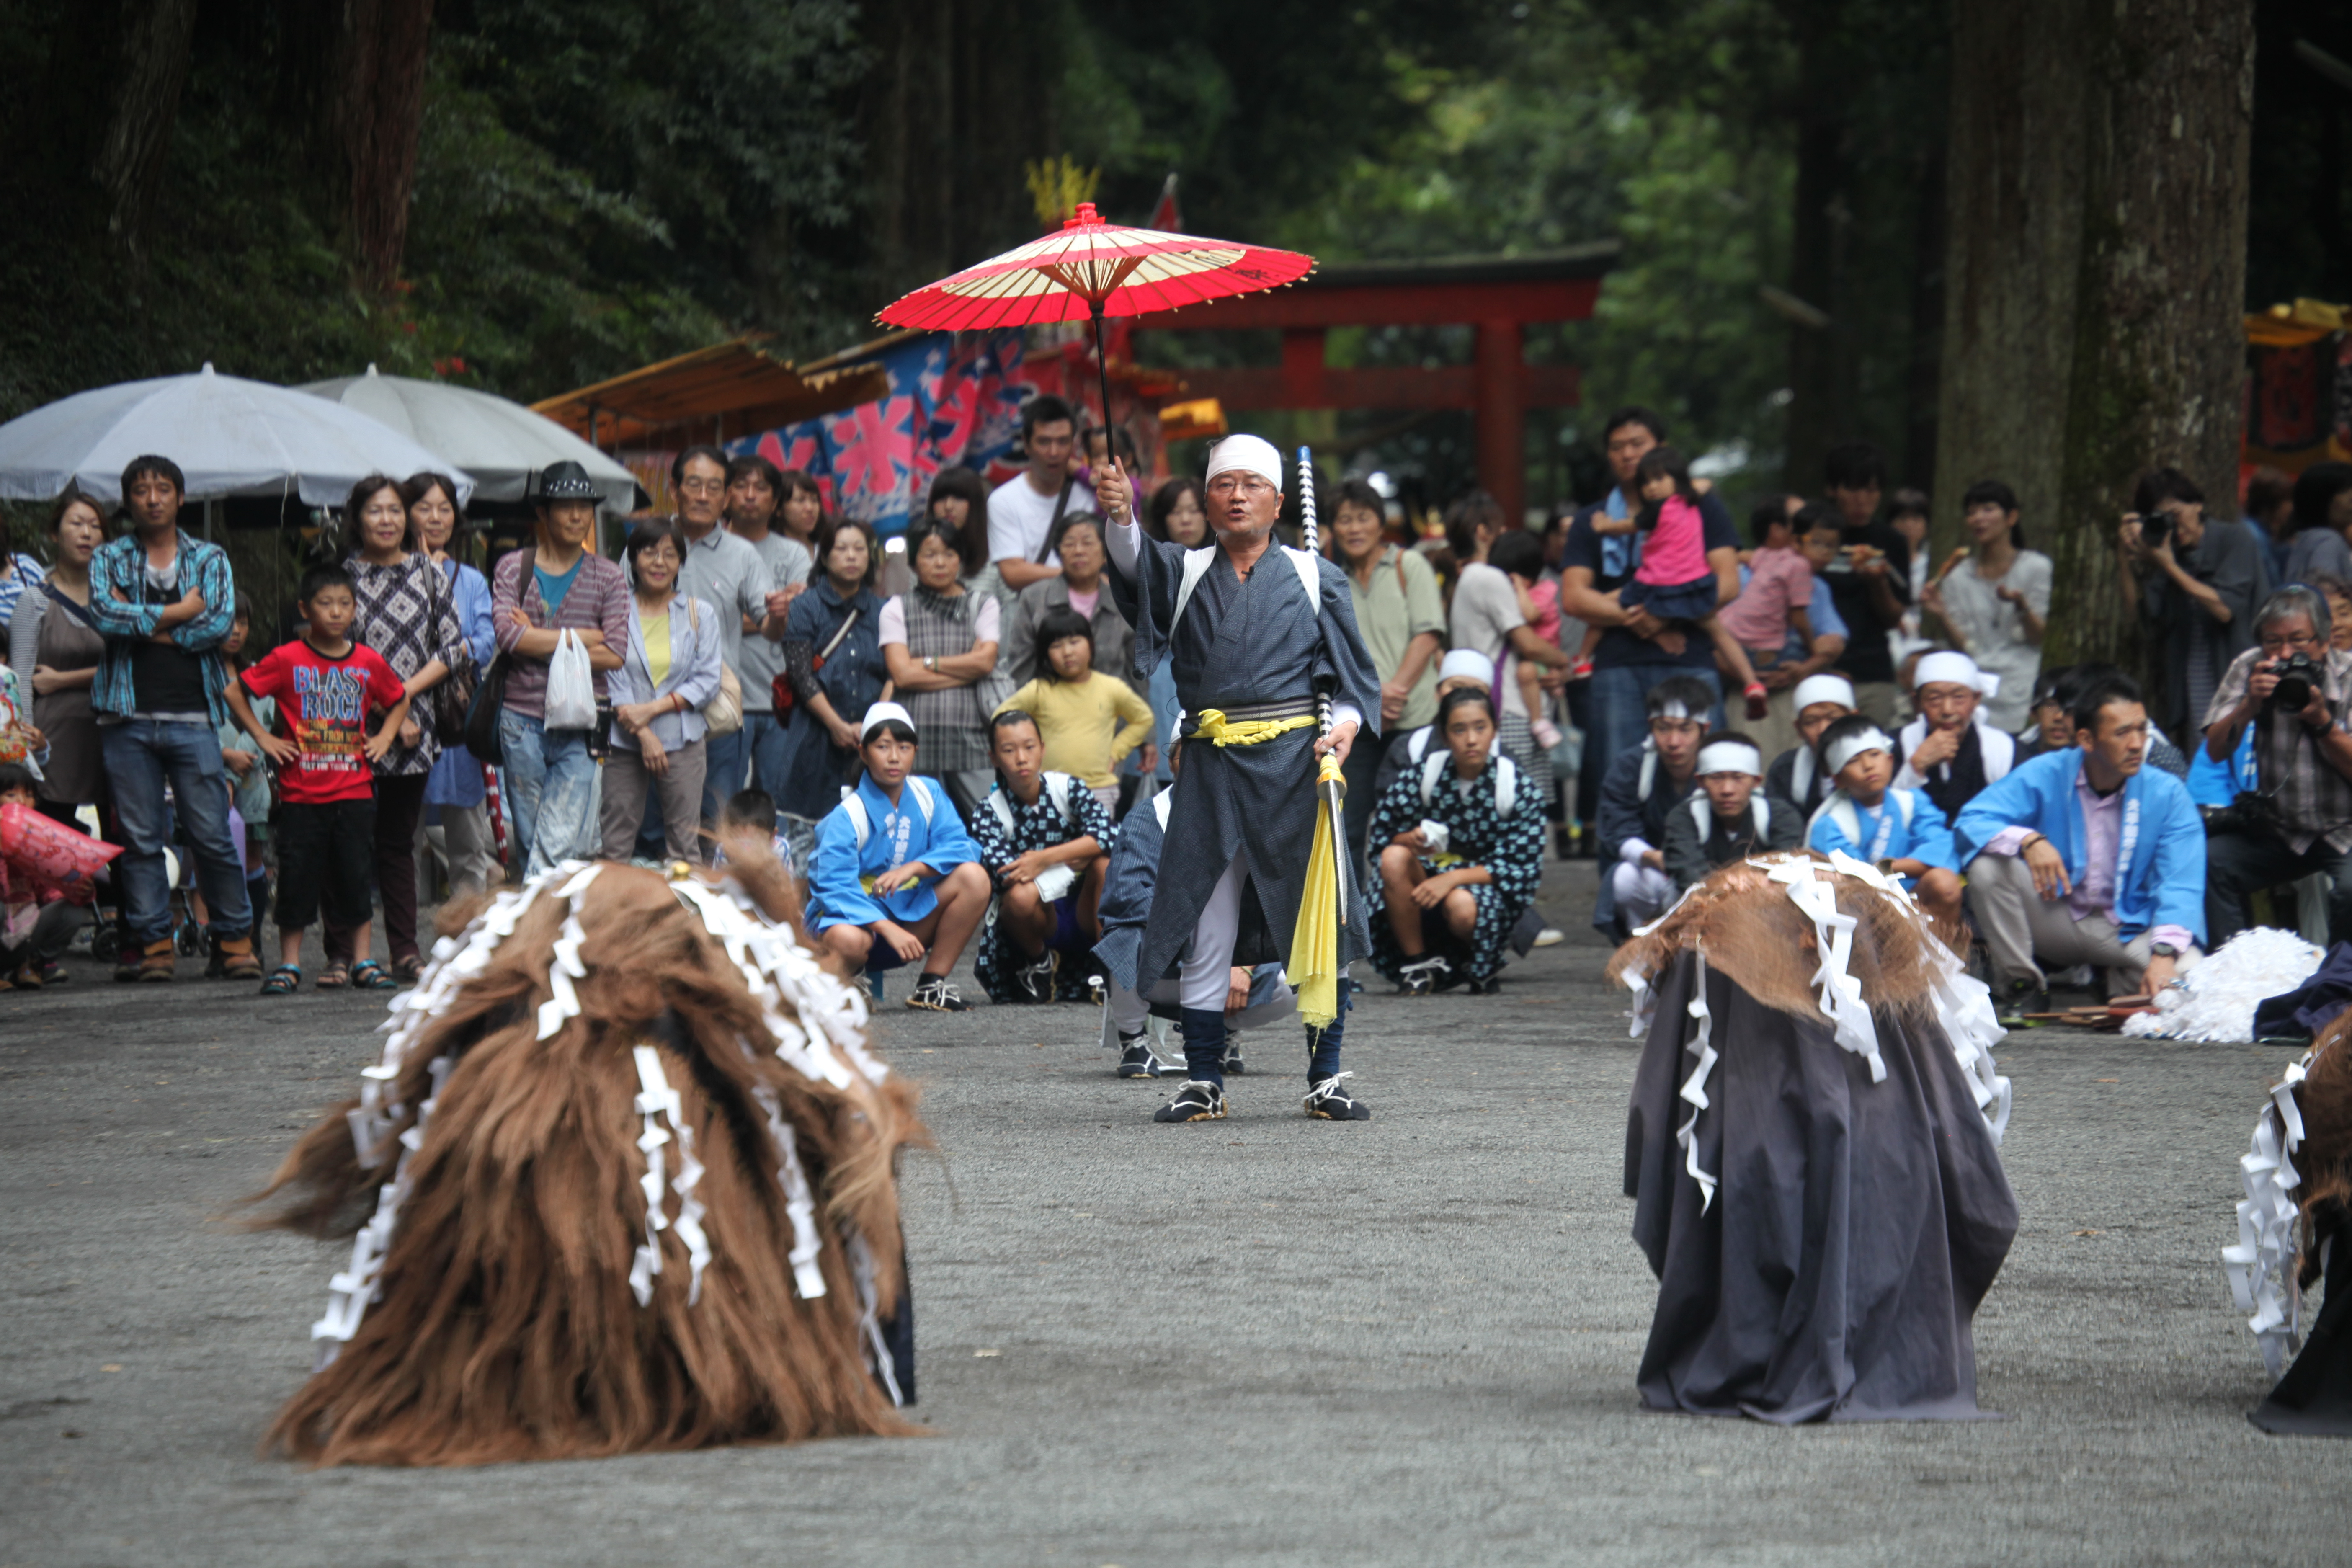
1092 436 1382 1124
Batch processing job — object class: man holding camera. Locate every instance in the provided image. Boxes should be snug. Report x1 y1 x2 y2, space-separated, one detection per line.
2201 585 2352 946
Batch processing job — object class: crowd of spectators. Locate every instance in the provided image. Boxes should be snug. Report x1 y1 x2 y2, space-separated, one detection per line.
5 405 2349 1025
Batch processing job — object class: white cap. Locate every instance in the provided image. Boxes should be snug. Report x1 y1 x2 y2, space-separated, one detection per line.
1204 433 1283 492
1791 673 1857 713
1913 649 2000 699
860 701 916 740
1437 649 1492 686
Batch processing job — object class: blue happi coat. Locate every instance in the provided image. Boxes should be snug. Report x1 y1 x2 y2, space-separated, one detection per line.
805 771 981 934
1805 786 1957 875
1953 748 2206 944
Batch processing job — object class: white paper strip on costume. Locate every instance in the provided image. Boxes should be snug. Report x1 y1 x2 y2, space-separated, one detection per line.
310 1052 453 1365
846 1227 906 1408
1769 854 1884 1081
1676 952 1722 1212
536 862 603 1040
753 1085 830 1300
2224 1052 2311 1379
628 1044 674 1308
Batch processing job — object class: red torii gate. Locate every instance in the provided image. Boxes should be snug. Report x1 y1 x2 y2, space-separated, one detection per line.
1126 243 1617 521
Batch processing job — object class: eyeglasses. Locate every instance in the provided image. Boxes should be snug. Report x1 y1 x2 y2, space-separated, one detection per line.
678 478 726 496
1206 475 1277 499
2259 630 2321 653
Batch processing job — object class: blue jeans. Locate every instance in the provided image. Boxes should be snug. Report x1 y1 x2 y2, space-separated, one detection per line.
701 725 749 825
100 719 252 944
1586 663 1724 784
742 710 792 808
498 709 599 878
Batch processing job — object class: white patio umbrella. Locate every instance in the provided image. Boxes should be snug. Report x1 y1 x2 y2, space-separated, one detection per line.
298 364 641 510
0 363 474 506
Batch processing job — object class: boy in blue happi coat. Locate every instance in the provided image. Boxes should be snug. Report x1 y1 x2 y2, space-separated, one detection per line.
1805 713 1964 924
1955 671 2205 1021
806 702 991 1011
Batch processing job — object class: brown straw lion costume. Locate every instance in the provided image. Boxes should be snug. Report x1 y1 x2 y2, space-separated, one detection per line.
248 850 927 1466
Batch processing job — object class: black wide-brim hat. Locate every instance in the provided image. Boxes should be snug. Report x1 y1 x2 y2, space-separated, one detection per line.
530 460 602 502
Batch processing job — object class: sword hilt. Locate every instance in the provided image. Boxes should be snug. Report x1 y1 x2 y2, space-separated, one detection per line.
1297 445 1333 741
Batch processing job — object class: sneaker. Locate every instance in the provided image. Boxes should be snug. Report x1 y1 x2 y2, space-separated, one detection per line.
1398 954 1450 996
1014 952 1055 1003
1222 1041 1247 1076
1303 1073 1372 1121
905 974 970 1012
1532 927 1565 948
1116 1034 1165 1078
1996 977 2048 1026
1464 974 1501 995
1153 1079 1228 1122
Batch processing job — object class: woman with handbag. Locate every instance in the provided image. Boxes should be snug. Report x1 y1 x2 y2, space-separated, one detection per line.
881 515 1001 821
600 521 723 863
772 517 890 866
406 472 498 904
345 474 467 983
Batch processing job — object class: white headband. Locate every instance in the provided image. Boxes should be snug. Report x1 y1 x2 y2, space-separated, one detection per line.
1204 434 1283 493
1437 649 1492 686
1696 741 1763 777
1823 727 1893 778
860 701 916 741
1791 673 1856 713
1914 650 2000 699
1650 699 1695 722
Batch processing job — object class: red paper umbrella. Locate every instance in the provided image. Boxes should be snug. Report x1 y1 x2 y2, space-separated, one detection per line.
876 201 1314 434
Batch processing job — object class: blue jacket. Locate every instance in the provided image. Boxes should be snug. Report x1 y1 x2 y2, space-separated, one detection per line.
1807 786 1957 872
1954 748 2206 944
806 771 980 933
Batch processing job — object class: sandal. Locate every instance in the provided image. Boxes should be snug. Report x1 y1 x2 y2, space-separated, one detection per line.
260 965 302 996
315 960 351 990
348 960 400 991
392 953 425 983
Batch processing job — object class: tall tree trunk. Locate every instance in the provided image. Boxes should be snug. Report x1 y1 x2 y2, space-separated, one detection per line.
1781 5 1849 495
276 0 436 295
1903 138 1947 493
1935 0 2253 701
67 0 203 252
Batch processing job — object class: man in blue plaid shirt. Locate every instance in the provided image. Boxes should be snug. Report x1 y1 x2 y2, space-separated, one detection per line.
84 455 260 983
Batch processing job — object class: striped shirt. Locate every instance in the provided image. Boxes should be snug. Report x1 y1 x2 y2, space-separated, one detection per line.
490 546 632 720
83 530 238 727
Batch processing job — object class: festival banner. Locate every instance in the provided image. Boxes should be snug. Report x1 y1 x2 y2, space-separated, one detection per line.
732 331 1033 534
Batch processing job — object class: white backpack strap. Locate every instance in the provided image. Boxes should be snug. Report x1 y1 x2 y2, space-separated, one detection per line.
1686 794 1709 837
1408 725 1432 764
1981 722 2015 781
1153 790 1174 829
839 787 872 852
1493 753 1519 817
1823 795 1861 848
1753 795 1771 836
1420 749 1449 805
1282 546 1322 614
1044 771 1075 826
1170 546 1218 635
988 788 1016 837
906 774 936 825
1895 788 1915 829
1637 742 1657 799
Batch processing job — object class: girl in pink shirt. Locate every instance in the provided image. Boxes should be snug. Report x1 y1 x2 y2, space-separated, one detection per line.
1613 447 1768 718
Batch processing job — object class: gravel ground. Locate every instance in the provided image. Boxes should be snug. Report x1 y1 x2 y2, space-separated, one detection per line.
3 863 2347 1567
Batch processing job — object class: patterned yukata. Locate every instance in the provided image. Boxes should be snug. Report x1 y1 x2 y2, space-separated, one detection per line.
346 553 468 779
969 772 1117 1001
1365 754 1545 985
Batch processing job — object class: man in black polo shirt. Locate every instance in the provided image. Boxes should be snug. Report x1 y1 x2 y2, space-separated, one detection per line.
1558 406 1740 787
1817 441 1913 726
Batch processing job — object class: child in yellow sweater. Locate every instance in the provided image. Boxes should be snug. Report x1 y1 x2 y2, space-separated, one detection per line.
995 607 1154 815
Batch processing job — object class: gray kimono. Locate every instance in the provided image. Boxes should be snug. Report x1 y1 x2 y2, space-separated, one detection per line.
1105 520 1383 993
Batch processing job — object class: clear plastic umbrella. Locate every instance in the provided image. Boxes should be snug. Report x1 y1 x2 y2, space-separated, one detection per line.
0 363 474 505
297 364 640 510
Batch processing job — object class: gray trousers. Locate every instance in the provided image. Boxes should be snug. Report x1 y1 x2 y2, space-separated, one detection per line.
414 799 498 907
599 738 709 863
1965 851 2203 994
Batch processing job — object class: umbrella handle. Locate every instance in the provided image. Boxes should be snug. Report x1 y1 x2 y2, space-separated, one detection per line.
1090 299 1117 471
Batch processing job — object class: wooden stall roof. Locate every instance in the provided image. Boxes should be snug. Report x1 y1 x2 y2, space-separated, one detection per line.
531 335 890 446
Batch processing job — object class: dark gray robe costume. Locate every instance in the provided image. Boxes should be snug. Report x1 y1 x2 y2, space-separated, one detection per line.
1625 952 2018 1422
1105 527 1382 994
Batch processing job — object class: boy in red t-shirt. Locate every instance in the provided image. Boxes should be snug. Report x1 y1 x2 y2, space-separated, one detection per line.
224 563 410 994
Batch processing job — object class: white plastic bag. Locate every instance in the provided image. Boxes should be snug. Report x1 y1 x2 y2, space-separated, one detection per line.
544 629 597 731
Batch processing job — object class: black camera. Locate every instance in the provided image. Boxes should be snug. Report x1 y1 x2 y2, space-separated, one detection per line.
2139 508 2173 547
2270 650 2322 714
